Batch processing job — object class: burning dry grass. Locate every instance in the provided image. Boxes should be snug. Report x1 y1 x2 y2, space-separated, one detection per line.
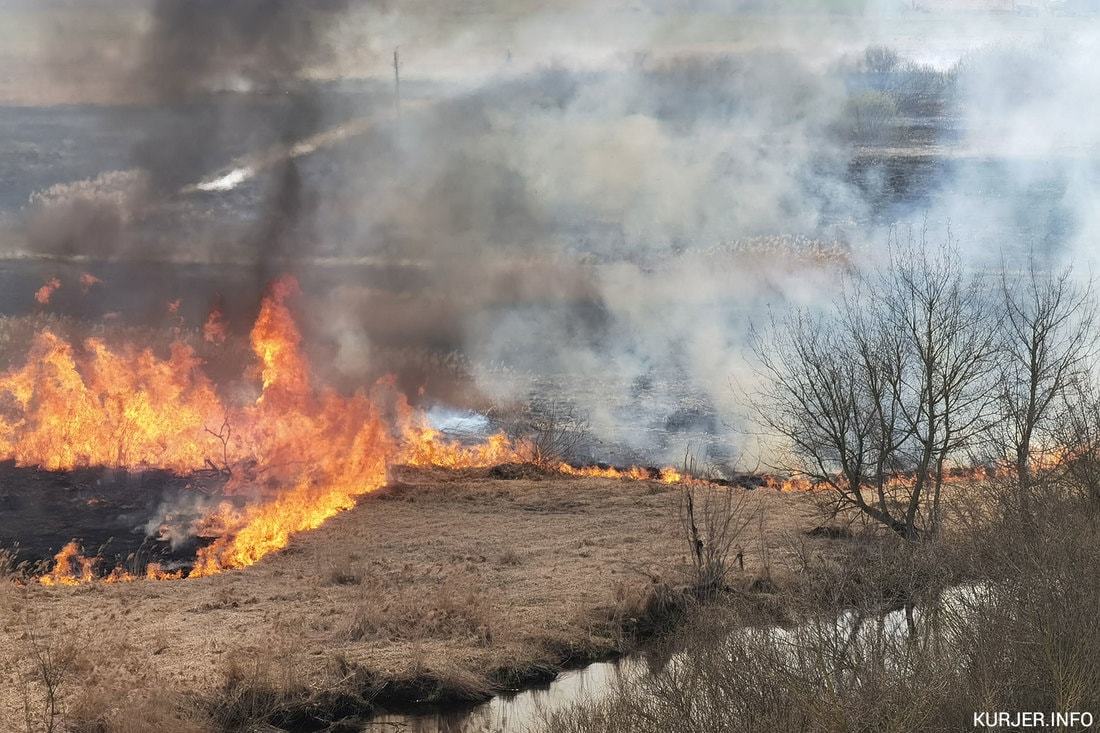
0 468 819 730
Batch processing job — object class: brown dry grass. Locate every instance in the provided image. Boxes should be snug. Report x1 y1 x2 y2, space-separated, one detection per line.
0 467 820 730
538 480 1100 733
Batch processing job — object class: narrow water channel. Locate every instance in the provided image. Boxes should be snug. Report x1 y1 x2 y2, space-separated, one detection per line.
361 657 647 733
360 584 984 733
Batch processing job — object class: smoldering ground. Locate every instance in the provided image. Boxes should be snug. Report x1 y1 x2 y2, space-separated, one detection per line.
6 2 1100 465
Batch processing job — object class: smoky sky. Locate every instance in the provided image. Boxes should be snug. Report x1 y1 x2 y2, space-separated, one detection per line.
9 3 1100 464
139 0 353 101
134 0 354 193
23 0 366 268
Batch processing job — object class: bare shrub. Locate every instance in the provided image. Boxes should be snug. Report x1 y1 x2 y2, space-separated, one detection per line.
503 398 589 467
678 484 755 599
9 626 79 733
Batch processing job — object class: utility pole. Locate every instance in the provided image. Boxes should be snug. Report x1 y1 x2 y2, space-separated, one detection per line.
393 47 401 120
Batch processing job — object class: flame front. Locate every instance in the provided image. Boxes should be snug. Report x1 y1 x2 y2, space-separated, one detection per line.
0 332 222 472
190 278 395 575
397 402 534 469
9 274 1017 586
37 541 95 586
5 276 396 580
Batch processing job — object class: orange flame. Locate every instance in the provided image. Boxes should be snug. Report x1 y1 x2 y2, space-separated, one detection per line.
5 276 395 581
35 277 61 305
37 542 95 586
557 463 684 482
79 272 102 294
0 332 223 472
395 394 535 468
190 276 394 575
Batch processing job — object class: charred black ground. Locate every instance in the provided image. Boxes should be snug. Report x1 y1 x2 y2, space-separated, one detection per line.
0 462 225 571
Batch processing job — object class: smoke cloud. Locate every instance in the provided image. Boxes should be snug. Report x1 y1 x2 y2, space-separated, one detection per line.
8 1 1100 466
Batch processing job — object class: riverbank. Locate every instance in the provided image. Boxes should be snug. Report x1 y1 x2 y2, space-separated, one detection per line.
536 480 1100 733
0 466 823 731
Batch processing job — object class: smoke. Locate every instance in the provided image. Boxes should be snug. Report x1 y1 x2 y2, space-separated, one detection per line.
11 1 1100 466
22 0 362 271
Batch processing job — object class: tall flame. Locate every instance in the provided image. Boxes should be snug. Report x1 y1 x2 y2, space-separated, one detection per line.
37 541 95 586
4 276 395 581
6 274 910 588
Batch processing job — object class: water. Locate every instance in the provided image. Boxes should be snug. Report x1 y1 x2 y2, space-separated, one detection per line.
362 658 648 733
363 581 990 730
360 584 986 732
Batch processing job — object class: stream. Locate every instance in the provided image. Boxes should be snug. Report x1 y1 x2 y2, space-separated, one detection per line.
362 658 647 733
359 584 985 733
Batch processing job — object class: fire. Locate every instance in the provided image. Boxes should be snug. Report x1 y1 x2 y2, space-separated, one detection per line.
35 277 61 305
761 474 818 492
203 307 228 344
0 332 223 472
37 542 95 586
188 276 394 576
18 271 1035 587
557 463 687 483
79 272 102 293
400 427 533 469
37 543 184 586
6 275 394 582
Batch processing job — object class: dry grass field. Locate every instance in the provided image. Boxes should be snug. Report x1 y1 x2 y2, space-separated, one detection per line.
0 467 821 731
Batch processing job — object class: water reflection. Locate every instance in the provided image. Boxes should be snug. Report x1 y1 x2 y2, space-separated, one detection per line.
362 658 646 733
362 584 985 732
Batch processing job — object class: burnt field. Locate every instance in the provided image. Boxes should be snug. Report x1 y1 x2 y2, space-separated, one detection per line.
0 462 222 572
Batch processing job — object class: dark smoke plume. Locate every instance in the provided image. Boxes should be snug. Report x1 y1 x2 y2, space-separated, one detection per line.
139 0 352 101
27 0 359 265
134 0 352 192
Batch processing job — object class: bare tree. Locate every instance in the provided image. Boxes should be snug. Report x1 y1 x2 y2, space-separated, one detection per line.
1054 379 1100 508
753 303 912 537
754 240 996 540
506 398 589 467
880 243 998 537
993 259 1096 502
